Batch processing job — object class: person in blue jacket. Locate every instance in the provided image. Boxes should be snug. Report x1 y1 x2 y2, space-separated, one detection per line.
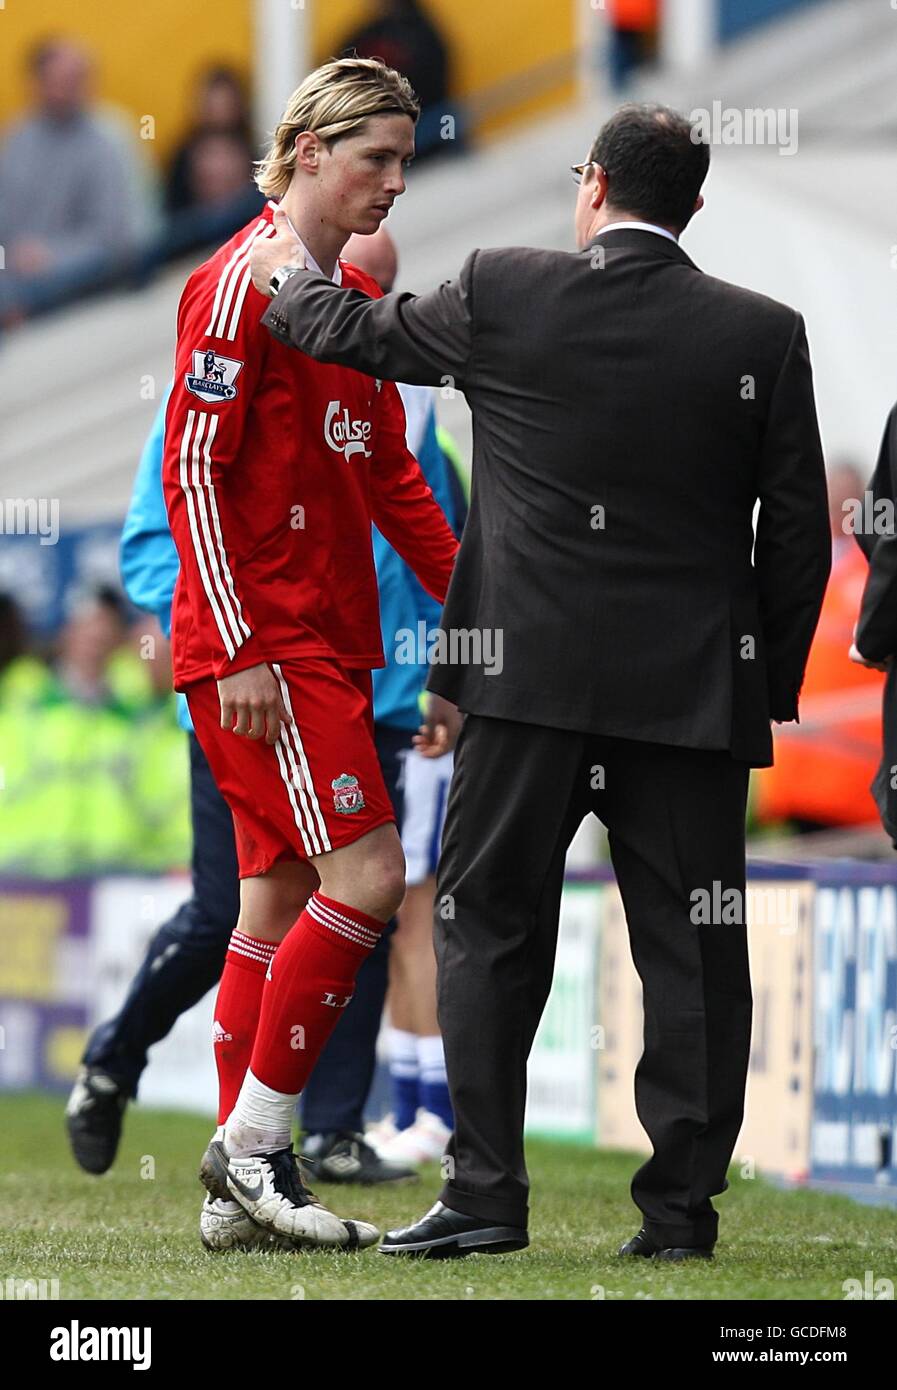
66 376 463 1186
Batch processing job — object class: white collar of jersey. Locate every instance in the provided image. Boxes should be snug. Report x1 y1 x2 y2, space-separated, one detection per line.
268 202 343 285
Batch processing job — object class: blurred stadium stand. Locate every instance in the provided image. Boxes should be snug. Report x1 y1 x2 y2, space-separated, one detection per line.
2 0 895 518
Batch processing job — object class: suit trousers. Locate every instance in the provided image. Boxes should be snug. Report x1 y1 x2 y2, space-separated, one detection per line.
435 714 751 1248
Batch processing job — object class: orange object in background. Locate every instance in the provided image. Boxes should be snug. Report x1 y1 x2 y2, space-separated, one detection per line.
755 537 884 828
608 0 661 29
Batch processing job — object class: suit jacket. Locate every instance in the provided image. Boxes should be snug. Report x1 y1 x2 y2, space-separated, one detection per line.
855 403 897 842
263 227 830 766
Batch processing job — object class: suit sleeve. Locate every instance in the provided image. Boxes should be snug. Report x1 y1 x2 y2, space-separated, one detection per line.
369 379 459 605
856 405 897 661
262 253 476 389
754 312 831 721
162 269 270 679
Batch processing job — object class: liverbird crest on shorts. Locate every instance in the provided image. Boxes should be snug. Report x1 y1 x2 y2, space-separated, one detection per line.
331 772 365 814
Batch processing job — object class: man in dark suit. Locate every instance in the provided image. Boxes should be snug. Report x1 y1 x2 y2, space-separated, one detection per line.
249 103 830 1260
851 403 897 843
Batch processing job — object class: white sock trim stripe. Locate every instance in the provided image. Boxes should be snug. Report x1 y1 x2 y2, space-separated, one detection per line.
228 939 278 961
228 943 277 966
305 904 378 952
306 895 379 948
309 893 379 940
228 943 274 965
230 931 277 956
306 903 376 948
307 919 378 950
304 889 378 945
309 893 380 943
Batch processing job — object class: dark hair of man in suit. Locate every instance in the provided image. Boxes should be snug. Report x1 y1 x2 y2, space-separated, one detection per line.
588 103 710 235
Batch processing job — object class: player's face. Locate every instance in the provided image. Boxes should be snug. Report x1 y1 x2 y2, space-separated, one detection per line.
319 114 416 237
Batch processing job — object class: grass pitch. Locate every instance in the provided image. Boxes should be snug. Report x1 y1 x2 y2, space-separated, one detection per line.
2 1092 894 1301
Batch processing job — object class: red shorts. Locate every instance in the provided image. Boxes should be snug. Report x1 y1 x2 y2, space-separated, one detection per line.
186 658 396 878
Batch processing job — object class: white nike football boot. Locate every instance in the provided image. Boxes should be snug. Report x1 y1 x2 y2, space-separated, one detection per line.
199 1194 299 1252
200 1137 380 1249
198 1126 314 1253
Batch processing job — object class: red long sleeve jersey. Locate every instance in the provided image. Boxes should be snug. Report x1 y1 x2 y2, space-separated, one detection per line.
162 204 459 690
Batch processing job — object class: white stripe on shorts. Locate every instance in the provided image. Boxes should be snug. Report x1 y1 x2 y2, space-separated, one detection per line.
272 663 332 854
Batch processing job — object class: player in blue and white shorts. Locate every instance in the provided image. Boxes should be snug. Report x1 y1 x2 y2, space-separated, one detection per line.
400 746 454 888
369 743 456 1163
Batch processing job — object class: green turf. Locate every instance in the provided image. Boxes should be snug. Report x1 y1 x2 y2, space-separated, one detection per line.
1 1092 894 1301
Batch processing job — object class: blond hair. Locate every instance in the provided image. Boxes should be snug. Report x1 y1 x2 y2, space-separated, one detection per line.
255 57 420 198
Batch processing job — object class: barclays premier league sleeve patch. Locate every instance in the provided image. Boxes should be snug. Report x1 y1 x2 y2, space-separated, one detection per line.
185 349 244 403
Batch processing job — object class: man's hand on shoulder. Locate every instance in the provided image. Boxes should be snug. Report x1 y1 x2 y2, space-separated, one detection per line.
217 662 291 744
250 206 307 297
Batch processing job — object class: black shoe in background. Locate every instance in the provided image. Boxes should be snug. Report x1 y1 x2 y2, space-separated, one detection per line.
65 1066 128 1174
301 1131 418 1186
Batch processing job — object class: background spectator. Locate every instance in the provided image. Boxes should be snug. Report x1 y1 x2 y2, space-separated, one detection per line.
165 66 254 214
607 0 661 92
53 586 129 706
151 66 263 264
852 403 897 846
182 131 257 210
0 588 189 877
753 462 885 833
0 593 51 706
0 38 141 323
338 1 463 159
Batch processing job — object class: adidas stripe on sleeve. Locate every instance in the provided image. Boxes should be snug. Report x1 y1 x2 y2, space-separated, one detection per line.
163 218 275 678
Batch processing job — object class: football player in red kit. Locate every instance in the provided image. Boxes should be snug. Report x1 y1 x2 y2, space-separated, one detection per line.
161 58 459 1251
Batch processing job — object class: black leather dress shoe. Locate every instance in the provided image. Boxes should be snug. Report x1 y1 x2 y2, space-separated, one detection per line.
618 1227 714 1261
379 1201 529 1259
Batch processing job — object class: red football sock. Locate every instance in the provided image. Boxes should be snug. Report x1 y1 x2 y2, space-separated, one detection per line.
248 892 384 1096
213 929 278 1125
